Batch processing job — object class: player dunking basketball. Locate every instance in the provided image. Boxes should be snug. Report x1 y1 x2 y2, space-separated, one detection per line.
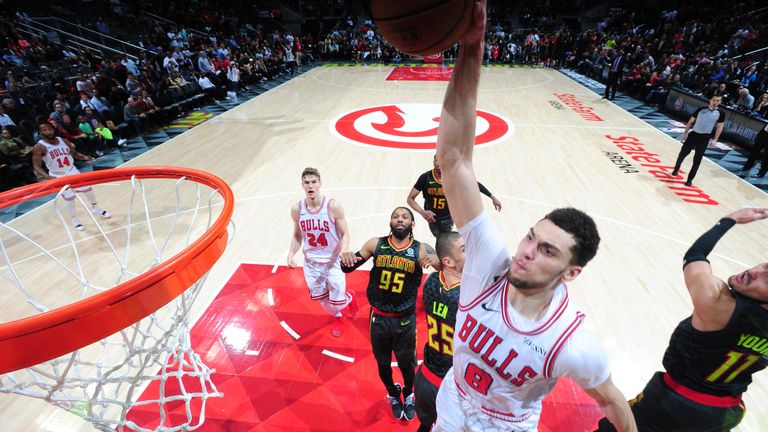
32 122 111 231
413 231 464 432
432 1 636 431
288 167 356 337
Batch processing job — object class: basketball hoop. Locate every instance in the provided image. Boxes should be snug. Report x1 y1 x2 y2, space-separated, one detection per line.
0 166 234 431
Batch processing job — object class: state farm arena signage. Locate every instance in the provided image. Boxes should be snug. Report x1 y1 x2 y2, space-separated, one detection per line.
330 103 514 150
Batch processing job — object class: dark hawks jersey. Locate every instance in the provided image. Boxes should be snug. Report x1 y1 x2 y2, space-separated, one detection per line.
413 170 450 221
663 290 768 396
366 236 423 314
422 271 460 378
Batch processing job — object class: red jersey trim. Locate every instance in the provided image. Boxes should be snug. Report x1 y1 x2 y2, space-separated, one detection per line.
310 291 329 300
421 362 443 387
303 196 326 215
439 271 460 291
663 373 743 408
453 377 533 423
371 306 410 318
543 312 584 378
387 236 413 252
458 272 507 311
327 198 335 223
431 169 443 185
501 283 570 336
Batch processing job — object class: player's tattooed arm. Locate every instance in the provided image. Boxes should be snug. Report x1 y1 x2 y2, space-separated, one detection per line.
341 237 377 273
420 243 441 270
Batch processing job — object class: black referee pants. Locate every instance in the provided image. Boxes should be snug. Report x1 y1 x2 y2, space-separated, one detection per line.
673 131 710 184
743 129 768 177
605 71 621 99
369 309 417 398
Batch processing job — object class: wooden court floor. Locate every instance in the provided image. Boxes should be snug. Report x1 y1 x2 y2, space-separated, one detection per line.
1 65 768 431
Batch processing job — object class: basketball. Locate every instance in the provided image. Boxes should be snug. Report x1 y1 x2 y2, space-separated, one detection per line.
370 0 474 56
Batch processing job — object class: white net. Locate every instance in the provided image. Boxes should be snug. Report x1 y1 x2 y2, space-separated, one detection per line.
0 173 231 431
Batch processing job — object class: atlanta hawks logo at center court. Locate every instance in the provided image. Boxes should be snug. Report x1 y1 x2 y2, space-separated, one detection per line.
330 103 514 150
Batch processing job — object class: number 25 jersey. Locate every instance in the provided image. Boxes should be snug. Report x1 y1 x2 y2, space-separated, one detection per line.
422 271 460 378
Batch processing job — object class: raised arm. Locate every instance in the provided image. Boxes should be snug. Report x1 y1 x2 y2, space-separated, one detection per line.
436 0 487 229
682 207 768 330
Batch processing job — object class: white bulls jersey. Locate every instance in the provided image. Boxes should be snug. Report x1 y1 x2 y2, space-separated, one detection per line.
447 212 609 429
298 197 340 263
38 137 79 177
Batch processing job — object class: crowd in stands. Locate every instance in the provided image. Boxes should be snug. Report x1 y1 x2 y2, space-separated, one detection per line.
0 1 320 190
0 0 766 191
568 3 767 117
310 0 767 118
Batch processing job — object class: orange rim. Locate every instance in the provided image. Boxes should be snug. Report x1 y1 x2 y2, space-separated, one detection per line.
0 167 234 374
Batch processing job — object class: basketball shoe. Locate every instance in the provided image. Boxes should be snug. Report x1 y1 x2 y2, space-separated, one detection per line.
388 383 404 419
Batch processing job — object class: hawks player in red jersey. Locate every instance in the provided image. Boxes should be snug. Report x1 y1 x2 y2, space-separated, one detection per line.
288 167 357 336
432 1 636 430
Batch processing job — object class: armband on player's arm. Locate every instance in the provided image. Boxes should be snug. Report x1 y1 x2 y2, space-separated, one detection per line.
341 252 367 273
683 218 736 268
477 182 493 198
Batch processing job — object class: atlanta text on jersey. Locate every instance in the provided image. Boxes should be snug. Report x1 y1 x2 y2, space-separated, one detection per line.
375 254 416 273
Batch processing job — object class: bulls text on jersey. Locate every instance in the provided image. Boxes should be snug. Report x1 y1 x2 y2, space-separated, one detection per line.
458 313 538 389
300 218 331 233
47 146 70 159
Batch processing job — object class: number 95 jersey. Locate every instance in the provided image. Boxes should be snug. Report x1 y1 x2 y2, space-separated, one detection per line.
367 237 423 314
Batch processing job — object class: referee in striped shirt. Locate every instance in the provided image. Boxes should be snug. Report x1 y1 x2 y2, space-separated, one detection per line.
672 92 725 187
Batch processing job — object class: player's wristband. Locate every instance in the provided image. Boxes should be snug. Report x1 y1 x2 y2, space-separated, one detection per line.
478 182 493 198
341 251 367 273
683 218 736 268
